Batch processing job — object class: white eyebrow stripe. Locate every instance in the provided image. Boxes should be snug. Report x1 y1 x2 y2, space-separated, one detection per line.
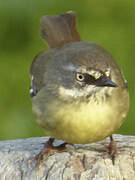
62 64 77 71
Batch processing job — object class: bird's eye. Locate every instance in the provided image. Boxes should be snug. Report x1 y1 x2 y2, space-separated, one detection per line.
75 73 85 81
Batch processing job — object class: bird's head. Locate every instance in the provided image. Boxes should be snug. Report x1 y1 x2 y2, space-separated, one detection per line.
45 42 119 101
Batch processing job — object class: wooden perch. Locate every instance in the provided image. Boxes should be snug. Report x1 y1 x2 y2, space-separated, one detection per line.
0 134 135 179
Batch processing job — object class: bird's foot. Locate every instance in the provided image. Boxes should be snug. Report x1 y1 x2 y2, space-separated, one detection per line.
29 138 67 168
108 135 117 165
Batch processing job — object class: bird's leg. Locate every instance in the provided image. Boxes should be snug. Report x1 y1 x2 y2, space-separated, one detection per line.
34 137 55 162
30 137 67 168
108 135 117 164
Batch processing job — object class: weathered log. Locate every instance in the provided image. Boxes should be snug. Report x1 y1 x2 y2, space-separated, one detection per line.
0 134 135 180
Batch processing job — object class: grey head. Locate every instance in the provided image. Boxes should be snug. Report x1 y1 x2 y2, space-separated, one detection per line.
30 12 127 101
30 41 126 102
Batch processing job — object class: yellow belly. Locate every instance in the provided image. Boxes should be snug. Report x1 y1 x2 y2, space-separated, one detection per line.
32 86 129 144
34 97 127 144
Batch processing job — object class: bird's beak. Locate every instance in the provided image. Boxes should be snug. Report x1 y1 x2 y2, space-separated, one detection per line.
96 77 118 87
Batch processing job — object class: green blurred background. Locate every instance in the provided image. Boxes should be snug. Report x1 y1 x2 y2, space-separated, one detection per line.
0 0 134 140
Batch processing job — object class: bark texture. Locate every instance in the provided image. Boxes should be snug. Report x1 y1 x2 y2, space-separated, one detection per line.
0 135 135 180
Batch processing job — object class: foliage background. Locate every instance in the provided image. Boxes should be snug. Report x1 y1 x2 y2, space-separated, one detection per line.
0 0 134 140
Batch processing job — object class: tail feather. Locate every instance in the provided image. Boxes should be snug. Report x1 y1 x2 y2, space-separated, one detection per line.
40 11 81 48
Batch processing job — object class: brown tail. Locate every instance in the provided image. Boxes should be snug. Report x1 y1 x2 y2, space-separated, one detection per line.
40 11 81 48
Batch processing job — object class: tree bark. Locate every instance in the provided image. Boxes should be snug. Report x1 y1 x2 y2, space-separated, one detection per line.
0 134 135 180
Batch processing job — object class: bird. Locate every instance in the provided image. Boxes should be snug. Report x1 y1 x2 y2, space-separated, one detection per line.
30 11 129 164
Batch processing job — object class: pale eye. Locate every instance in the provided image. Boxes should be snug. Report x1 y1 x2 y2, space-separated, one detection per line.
75 73 85 81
